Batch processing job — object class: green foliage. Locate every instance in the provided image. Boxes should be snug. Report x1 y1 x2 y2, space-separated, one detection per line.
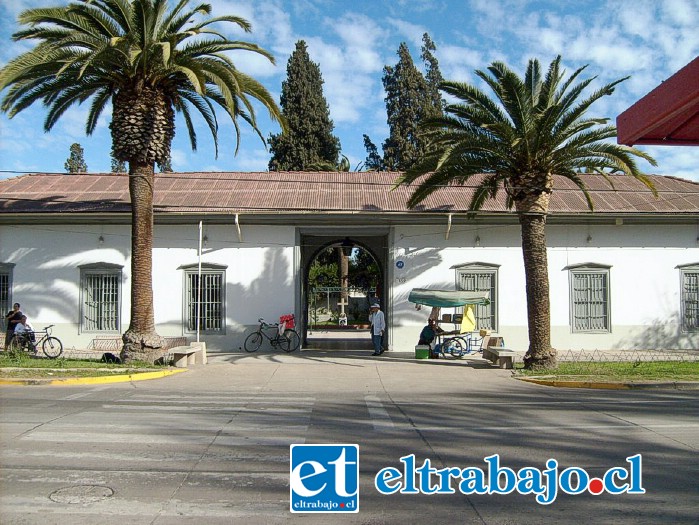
0 0 285 164
64 143 88 173
518 360 699 382
111 153 127 173
380 35 444 171
362 134 384 171
396 55 657 210
309 256 339 287
421 33 445 112
158 153 173 172
269 40 340 171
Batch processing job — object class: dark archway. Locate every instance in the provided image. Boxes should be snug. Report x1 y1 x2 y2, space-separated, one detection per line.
300 233 388 350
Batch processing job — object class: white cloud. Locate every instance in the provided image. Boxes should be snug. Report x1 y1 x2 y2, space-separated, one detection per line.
647 147 699 182
386 18 427 49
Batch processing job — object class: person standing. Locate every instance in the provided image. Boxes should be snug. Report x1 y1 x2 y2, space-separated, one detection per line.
369 302 385 356
4 303 23 349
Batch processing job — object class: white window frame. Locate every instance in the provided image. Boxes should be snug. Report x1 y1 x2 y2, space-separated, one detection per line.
181 264 226 334
565 263 611 333
677 263 699 333
0 263 15 332
79 263 123 333
452 262 499 331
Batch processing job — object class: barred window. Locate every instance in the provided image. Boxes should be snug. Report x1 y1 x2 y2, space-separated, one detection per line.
0 263 14 332
566 264 611 333
80 264 122 332
679 264 699 332
184 266 225 333
453 263 499 331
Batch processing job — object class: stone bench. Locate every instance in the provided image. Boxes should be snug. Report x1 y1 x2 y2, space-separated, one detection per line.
168 342 207 368
482 346 525 369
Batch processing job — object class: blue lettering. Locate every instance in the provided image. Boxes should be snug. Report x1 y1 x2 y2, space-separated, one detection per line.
435 467 461 494
485 454 516 494
559 467 589 495
400 454 419 494
375 467 402 494
536 459 559 505
517 467 545 495
626 454 646 494
603 467 629 494
459 468 487 494
417 458 438 494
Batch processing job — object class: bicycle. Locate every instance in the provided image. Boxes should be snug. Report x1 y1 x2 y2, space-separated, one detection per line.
7 325 63 359
438 332 483 359
244 318 300 353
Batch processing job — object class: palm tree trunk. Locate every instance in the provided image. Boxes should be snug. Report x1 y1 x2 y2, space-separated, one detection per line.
518 212 557 369
120 162 165 363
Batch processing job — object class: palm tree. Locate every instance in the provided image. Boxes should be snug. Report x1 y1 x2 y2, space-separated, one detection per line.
0 0 285 363
395 56 657 369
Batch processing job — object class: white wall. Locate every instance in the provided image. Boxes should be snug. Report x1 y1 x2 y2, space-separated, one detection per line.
1 222 297 351
390 222 699 352
2 219 697 353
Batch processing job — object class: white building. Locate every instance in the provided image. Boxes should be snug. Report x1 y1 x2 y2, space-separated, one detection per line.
1 171 698 352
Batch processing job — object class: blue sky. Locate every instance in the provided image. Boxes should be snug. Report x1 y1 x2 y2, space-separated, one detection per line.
1 0 698 181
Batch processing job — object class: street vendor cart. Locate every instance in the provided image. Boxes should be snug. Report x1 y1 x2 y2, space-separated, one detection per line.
408 288 491 358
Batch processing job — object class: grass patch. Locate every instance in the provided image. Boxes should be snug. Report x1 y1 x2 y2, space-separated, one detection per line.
517 360 699 382
0 353 166 379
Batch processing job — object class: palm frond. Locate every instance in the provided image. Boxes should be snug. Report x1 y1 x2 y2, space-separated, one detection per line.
395 55 657 210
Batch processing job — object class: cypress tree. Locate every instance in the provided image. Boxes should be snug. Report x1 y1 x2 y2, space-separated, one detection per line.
111 153 126 173
421 33 445 112
64 142 87 173
379 36 444 171
268 40 340 171
362 134 384 171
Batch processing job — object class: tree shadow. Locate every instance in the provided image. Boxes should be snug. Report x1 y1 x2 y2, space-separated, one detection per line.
614 311 699 350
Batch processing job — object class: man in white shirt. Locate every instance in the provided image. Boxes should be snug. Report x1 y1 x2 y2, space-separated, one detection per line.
369 303 385 356
14 315 35 344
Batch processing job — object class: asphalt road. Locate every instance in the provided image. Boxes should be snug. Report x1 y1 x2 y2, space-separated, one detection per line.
1 351 698 524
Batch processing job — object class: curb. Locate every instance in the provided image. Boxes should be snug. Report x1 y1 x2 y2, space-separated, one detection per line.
0 368 188 386
516 377 699 390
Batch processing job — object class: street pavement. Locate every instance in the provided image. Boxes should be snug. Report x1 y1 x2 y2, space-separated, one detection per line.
1 345 698 524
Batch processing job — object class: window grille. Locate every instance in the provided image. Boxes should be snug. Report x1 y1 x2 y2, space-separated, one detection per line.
0 270 10 332
82 271 121 332
456 268 497 330
570 270 610 332
681 269 699 332
185 271 224 332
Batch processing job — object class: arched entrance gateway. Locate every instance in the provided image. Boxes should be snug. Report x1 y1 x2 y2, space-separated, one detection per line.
299 231 388 351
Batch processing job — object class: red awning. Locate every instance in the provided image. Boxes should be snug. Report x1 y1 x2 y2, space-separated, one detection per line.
617 56 699 146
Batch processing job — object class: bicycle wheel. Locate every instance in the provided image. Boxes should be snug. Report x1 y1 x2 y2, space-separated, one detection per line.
244 332 263 352
42 336 63 359
275 334 290 352
281 329 300 353
445 337 465 359
7 336 25 356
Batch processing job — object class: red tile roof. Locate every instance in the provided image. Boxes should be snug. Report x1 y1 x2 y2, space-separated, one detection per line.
1 171 698 217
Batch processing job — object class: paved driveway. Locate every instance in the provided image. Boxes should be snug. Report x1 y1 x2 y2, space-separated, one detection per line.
1 351 697 524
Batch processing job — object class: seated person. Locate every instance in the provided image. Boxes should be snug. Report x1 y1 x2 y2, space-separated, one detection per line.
13 315 35 343
418 318 444 346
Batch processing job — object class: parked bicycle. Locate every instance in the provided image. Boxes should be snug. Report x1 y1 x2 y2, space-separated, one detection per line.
244 318 300 353
7 325 63 359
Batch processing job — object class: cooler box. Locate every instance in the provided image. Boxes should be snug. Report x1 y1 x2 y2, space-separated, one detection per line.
415 345 430 359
